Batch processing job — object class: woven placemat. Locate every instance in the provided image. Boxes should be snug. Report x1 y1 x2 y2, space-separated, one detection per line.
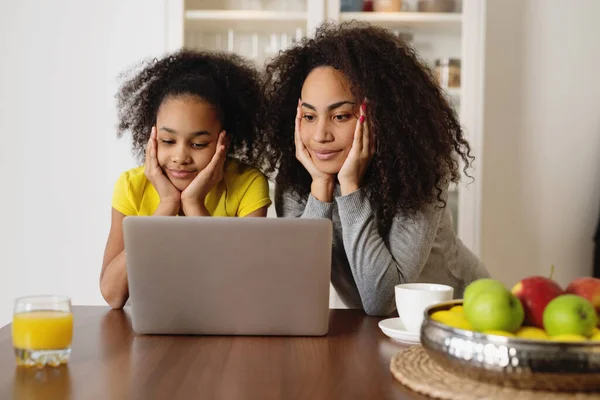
390 346 600 400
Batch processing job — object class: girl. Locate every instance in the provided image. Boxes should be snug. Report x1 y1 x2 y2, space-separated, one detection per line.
101 50 272 309
258 22 490 316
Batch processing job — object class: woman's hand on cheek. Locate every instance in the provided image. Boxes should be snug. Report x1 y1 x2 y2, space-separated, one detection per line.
144 126 181 215
338 103 373 196
295 99 335 203
180 131 228 216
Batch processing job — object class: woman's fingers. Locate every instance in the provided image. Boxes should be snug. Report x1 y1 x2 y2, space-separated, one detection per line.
294 99 303 152
352 103 365 155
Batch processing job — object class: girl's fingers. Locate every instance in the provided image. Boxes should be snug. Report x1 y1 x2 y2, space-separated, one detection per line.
149 127 161 170
219 131 227 157
220 130 230 150
145 127 154 161
217 136 227 172
218 131 228 171
206 132 227 174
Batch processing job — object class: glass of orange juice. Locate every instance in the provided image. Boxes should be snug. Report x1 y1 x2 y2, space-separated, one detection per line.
12 295 73 367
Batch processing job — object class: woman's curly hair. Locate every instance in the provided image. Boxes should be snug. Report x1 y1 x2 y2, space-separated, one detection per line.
258 22 473 235
116 49 264 167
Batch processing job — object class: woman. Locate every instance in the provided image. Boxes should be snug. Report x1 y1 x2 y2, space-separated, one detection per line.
257 22 490 316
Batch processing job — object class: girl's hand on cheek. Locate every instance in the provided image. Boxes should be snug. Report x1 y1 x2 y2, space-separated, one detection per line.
144 126 181 214
180 130 228 216
338 102 374 196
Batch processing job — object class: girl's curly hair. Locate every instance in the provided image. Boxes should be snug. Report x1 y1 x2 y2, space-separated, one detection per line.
257 22 473 235
116 49 264 167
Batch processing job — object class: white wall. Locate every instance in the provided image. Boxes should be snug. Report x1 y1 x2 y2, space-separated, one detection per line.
482 0 600 287
0 0 168 325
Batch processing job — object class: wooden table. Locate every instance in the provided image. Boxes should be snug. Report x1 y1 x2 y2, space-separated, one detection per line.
0 307 431 400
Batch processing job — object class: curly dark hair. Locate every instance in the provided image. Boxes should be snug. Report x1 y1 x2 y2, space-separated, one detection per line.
258 22 473 235
116 49 263 166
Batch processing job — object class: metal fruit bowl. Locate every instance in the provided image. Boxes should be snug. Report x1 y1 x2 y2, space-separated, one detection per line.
420 300 600 392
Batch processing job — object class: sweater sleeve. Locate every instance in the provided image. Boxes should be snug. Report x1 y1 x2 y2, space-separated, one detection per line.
336 188 443 316
275 184 334 219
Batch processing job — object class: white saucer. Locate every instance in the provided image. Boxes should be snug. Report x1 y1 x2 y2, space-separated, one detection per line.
378 318 421 345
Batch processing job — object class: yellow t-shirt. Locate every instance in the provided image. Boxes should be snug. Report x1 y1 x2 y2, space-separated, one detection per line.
112 158 271 217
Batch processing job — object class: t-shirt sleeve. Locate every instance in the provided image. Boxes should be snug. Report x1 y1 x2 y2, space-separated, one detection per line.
237 170 272 217
111 172 137 216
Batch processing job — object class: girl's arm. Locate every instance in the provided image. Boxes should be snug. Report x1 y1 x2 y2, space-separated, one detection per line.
100 202 179 309
99 209 128 310
336 188 445 316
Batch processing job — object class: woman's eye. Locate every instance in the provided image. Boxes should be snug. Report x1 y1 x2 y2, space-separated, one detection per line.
160 139 175 145
334 114 351 122
192 143 208 149
302 115 315 122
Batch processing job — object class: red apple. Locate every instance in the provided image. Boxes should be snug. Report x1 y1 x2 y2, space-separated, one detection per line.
565 277 600 312
512 277 563 329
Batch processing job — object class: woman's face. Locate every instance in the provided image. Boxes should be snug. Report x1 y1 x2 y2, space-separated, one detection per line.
299 66 360 175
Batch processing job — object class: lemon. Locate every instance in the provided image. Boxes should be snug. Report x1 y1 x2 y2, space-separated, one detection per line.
449 305 464 314
482 330 515 337
592 327 600 335
430 310 472 330
515 326 549 340
550 334 587 342
590 332 600 341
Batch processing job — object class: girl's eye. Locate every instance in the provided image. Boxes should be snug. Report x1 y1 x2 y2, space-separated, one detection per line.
192 143 209 149
302 114 315 122
160 139 175 145
334 114 351 122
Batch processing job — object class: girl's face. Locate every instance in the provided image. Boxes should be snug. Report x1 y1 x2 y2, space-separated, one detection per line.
155 95 222 191
299 66 359 175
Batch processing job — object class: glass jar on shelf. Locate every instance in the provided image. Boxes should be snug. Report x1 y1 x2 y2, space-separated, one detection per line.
434 58 461 88
341 0 364 12
417 0 457 13
373 0 402 12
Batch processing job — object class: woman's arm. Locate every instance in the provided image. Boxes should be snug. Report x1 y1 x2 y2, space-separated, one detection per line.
336 188 443 316
275 184 334 219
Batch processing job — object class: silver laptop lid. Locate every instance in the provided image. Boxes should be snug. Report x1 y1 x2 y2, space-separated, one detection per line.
123 217 332 336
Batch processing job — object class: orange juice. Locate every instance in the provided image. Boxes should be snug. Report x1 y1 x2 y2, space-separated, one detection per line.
12 311 73 350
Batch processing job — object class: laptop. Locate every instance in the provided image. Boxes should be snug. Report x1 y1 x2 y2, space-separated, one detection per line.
122 216 332 336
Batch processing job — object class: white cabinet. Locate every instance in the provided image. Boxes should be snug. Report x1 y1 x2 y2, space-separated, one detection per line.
168 1 325 66
165 0 485 255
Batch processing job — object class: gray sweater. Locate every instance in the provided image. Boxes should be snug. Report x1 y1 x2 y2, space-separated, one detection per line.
276 185 490 316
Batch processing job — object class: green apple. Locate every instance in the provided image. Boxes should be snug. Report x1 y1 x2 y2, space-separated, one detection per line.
543 294 598 337
463 279 506 309
464 287 525 332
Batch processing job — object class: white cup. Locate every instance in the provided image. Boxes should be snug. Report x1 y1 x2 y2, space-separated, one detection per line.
395 283 454 332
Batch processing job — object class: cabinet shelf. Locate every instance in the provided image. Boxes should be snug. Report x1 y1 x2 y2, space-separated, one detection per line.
340 12 462 33
186 10 307 33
